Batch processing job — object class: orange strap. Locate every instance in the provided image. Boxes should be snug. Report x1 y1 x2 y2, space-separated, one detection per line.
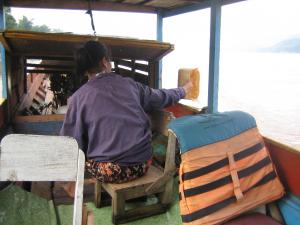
179 163 185 198
227 152 244 201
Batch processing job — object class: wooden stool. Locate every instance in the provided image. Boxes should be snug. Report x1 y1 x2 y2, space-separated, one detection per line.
94 131 177 224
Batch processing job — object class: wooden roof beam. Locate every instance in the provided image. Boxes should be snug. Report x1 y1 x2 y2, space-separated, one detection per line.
4 0 157 13
221 0 247 6
162 0 247 18
162 0 211 18
138 0 154 6
0 34 12 52
25 69 72 74
26 63 74 70
26 56 73 61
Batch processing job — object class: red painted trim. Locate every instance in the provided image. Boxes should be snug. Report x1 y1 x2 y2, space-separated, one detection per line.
165 104 194 118
267 140 300 198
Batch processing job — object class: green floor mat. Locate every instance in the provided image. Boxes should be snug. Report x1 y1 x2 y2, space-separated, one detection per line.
0 184 58 225
0 178 182 225
88 178 182 225
87 200 181 225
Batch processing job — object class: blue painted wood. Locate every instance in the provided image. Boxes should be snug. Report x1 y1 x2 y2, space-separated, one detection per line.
13 121 63 135
162 0 245 18
162 0 210 18
0 1 7 98
278 193 300 225
222 0 247 6
0 2 4 29
1 47 7 99
156 11 163 88
207 0 221 113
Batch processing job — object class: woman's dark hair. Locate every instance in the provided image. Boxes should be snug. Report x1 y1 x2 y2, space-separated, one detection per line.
75 40 110 77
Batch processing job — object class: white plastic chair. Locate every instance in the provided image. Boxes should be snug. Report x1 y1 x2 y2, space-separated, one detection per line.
0 134 85 225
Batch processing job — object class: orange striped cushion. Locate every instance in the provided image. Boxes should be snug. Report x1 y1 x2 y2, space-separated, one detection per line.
179 128 284 225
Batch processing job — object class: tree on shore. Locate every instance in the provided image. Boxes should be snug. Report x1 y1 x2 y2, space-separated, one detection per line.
5 8 61 32
5 8 17 29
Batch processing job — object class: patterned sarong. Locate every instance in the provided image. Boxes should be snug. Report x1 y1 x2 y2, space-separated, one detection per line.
85 159 152 183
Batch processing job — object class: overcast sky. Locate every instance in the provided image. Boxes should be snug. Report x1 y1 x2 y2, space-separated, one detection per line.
11 0 300 50
11 8 157 39
221 0 300 50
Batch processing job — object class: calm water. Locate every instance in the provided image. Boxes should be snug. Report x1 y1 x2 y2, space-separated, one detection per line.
219 52 300 148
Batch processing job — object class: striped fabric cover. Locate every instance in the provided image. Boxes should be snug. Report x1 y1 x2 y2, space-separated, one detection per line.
168 111 285 225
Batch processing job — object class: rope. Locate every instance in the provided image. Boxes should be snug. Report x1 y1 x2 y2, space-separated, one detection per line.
86 0 97 36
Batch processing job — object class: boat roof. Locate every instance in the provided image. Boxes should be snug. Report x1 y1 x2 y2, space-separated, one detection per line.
3 0 246 14
0 30 174 61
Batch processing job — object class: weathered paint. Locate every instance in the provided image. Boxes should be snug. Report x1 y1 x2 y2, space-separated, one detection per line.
13 121 63 135
165 104 195 118
0 1 7 98
208 0 221 113
162 0 211 18
222 0 247 6
156 11 163 89
265 137 300 198
162 0 245 18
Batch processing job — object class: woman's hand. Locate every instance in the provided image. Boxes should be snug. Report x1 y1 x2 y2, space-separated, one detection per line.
182 80 194 97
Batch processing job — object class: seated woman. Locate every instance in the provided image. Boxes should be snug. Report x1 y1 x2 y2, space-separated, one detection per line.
60 40 192 184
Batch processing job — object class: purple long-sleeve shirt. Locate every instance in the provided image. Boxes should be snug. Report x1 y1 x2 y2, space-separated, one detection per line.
60 72 185 165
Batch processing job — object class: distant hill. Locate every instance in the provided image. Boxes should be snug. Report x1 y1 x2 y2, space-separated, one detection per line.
260 37 300 53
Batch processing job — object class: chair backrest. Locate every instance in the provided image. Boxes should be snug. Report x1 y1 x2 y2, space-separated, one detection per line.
0 134 85 225
144 110 177 196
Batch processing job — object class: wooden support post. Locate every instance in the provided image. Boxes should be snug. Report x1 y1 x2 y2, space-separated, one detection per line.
0 33 12 52
22 56 27 94
156 11 163 89
159 132 176 204
0 2 7 98
94 180 102 208
208 0 221 113
112 192 125 224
